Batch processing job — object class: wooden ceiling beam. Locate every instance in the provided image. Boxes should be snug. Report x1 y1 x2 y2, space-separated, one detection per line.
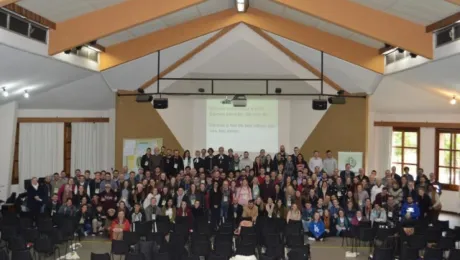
248 25 347 94
0 0 17 7
101 9 384 73
274 0 433 59
48 0 205 55
426 12 460 33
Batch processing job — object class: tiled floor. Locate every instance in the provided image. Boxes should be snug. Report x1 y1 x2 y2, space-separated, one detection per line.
69 213 460 260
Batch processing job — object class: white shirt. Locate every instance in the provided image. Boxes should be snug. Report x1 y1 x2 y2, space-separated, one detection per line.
370 185 383 203
308 157 323 172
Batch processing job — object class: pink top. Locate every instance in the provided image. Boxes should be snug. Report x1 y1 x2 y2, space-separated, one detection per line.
236 186 252 206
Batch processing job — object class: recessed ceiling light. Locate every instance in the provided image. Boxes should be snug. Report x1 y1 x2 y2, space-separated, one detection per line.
450 96 456 105
2 87 8 97
24 90 29 99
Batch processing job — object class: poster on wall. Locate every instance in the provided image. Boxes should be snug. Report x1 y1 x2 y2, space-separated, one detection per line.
123 138 163 172
338 152 363 172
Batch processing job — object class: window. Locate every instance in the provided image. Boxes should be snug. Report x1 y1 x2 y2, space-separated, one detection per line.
0 11 7 28
29 24 47 43
391 128 419 174
436 129 460 189
8 15 28 36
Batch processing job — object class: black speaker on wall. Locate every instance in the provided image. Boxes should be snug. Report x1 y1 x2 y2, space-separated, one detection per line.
153 98 168 109
312 99 327 110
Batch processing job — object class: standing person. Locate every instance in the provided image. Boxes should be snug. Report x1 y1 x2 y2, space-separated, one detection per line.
323 150 338 177
209 181 222 230
236 179 252 206
239 151 253 170
213 147 229 173
141 148 154 172
428 185 442 222
205 148 215 173
193 150 205 170
221 181 231 222
27 177 46 216
416 187 431 221
308 151 323 173
110 211 130 240
151 147 163 171
171 150 184 176
340 164 355 184
183 150 194 169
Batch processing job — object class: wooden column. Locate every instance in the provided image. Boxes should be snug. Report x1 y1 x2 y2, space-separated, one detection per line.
64 122 72 176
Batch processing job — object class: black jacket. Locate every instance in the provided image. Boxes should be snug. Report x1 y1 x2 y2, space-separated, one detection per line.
27 184 46 213
141 154 154 172
193 157 205 171
205 155 214 172
228 204 243 223
213 154 230 173
88 179 103 197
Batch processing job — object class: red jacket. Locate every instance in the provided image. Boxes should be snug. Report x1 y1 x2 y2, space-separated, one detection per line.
110 218 130 240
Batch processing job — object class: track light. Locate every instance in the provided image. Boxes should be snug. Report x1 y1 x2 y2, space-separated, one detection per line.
236 0 248 13
451 96 456 105
76 46 83 51
24 90 29 99
397 48 404 53
2 87 8 97
64 49 71 54
410 53 417 58
90 40 97 45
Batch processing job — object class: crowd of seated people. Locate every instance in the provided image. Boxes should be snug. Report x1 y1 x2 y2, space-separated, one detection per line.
23 145 443 243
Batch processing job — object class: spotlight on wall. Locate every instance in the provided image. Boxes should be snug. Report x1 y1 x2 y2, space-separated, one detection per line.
76 46 83 51
275 88 282 94
450 96 457 105
397 48 404 53
2 87 8 97
198 88 205 93
236 0 249 13
23 90 29 99
64 49 71 54
410 53 418 58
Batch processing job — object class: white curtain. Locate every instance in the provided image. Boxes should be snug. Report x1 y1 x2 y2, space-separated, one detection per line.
374 126 392 177
71 123 109 174
19 123 64 191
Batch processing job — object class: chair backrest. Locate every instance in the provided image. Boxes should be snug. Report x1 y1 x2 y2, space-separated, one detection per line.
423 247 443 260
359 227 374 241
154 252 170 260
436 220 449 231
90 252 111 260
373 247 393 260
11 249 33 260
125 252 145 260
400 245 419 260
123 231 140 246
448 248 460 260
111 240 130 255
208 254 227 260
286 246 310 260
134 240 155 260
34 235 53 252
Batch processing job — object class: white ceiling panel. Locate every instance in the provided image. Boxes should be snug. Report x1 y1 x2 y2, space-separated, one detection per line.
160 5 201 27
317 22 354 39
351 0 460 25
197 0 235 16
18 74 115 110
97 30 135 47
0 44 94 105
266 32 382 94
17 0 126 22
249 0 285 15
349 33 384 49
128 19 167 38
284 7 322 27
102 30 221 91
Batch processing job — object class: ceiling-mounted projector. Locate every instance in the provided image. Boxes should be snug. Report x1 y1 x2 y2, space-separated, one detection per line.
232 94 247 107
221 96 232 105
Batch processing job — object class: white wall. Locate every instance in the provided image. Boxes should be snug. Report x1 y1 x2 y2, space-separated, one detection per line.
369 111 460 213
157 97 327 157
0 102 18 200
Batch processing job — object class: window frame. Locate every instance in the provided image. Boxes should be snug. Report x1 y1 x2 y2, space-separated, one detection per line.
435 128 460 191
391 127 420 175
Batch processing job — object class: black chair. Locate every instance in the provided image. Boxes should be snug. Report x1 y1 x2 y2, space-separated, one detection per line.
8 235 28 252
259 255 277 260
154 251 170 260
373 247 393 260
219 222 234 235
18 218 33 229
134 240 155 260
207 253 227 260
181 255 200 260
21 228 39 245
409 234 426 250
425 227 442 243
133 221 151 237
37 218 54 234
400 244 419 260
423 247 443 260
33 235 60 260
191 234 211 256
286 245 311 260
11 249 33 260
125 252 145 260
436 220 450 232
214 239 233 258
0 225 17 244
358 227 374 252
123 231 140 249
111 240 130 259
146 232 165 248
453 226 460 248
90 252 111 260
436 236 455 252
448 249 460 260
285 234 303 248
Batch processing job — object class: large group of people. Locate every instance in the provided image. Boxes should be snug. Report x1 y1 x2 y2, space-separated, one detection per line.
24 145 443 242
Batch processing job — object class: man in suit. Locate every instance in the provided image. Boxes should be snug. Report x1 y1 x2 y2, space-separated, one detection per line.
340 163 355 183
141 148 154 172
151 147 163 171
228 199 243 224
205 148 215 173
27 177 46 215
213 146 230 173
193 150 205 170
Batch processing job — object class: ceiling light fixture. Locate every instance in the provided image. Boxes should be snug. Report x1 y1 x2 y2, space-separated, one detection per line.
2 87 8 97
24 90 29 99
451 96 456 105
236 0 249 13
397 48 404 53
410 53 417 58
64 49 71 54
87 45 103 53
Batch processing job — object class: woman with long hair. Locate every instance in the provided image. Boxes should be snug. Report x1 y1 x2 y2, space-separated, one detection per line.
286 203 301 223
236 179 252 206
251 177 260 200
110 211 130 240
264 154 273 173
253 156 263 176
273 199 286 219
162 198 176 223
265 197 275 218
335 209 350 237
183 150 193 169
209 181 222 230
